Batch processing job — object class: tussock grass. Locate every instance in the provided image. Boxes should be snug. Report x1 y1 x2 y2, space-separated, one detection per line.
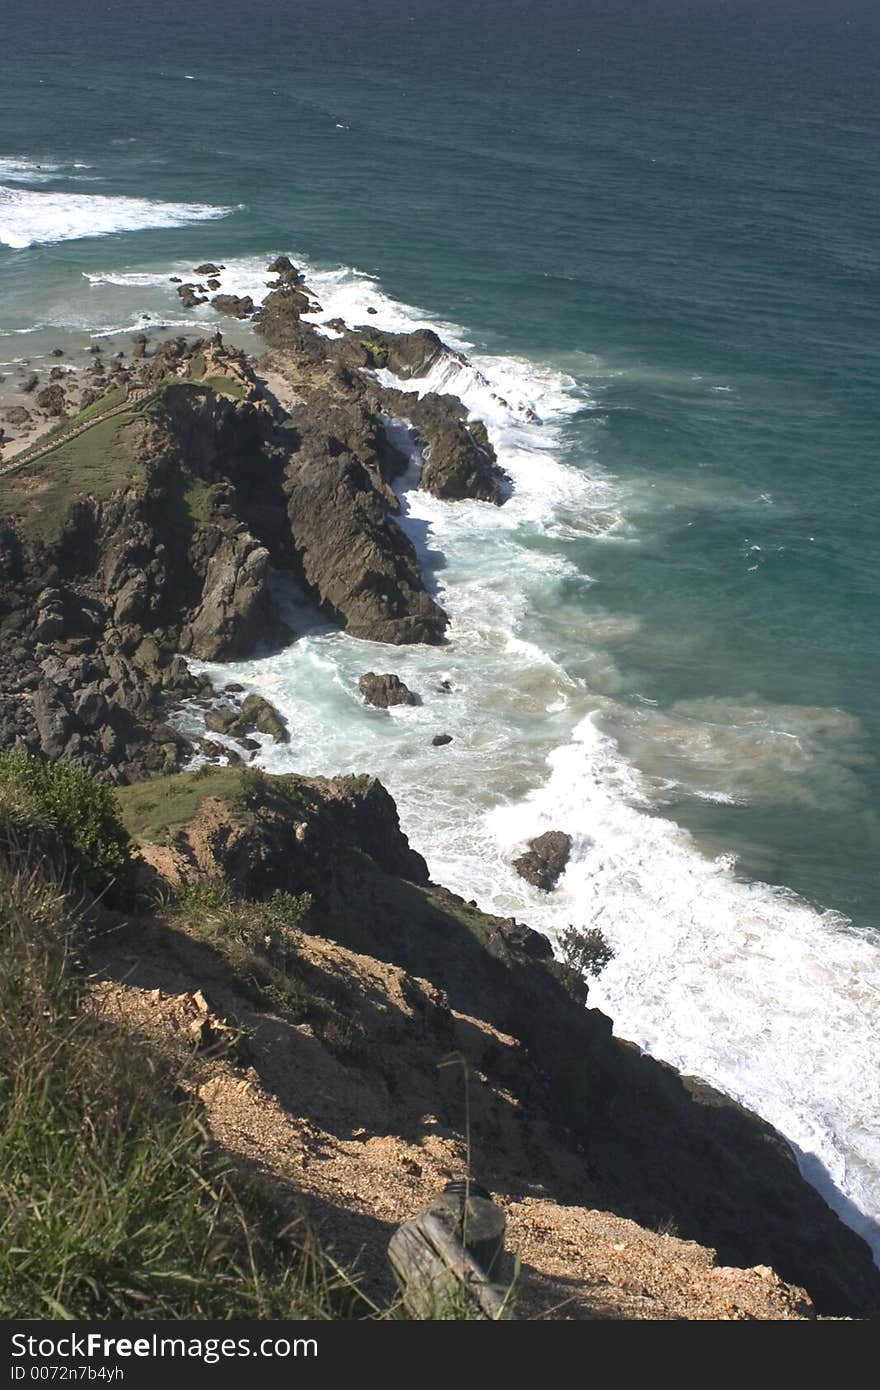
0 866 366 1319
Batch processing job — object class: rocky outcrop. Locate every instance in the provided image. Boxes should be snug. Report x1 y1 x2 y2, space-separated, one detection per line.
327 326 449 379
211 294 255 319
253 285 315 347
380 388 508 504
280 387 447 645
358 672 417 708
179 529 289 662
35 383 66 416
177 284 208 309
513 831 572 891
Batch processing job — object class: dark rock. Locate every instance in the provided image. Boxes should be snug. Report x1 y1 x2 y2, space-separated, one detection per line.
4 406 31 427
366 306 377 314
267 255 303 280
281 389 447 644
51 348 64 358
207 278 221 291
21 373 39 394
513 831 572 892
382 388 508 504
432 733 453 746
35 383 66 416
49 367 66 381
177 283 208 309
253 286 315 348
194 263 221 276
224 682 245 694
204 706 241 736
358 672 417 708
169 276 182 284
180 530 287 662
239 693 288 743
132 333 148 359
199 738 241 764
210 294 254 319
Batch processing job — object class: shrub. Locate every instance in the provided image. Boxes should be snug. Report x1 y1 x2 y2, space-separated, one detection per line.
0 753 133 903
551 925 615 1004
559 924 615 979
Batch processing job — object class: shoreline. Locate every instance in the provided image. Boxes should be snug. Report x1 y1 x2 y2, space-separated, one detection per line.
0 252 873 1289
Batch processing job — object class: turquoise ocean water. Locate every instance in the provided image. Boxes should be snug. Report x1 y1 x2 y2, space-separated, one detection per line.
2 0 879 1253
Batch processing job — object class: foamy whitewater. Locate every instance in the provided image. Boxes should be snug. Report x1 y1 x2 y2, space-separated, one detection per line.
167 254 880 1261
0 161 236 249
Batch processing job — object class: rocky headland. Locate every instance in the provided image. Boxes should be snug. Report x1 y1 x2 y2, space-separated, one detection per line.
0 258 878 1319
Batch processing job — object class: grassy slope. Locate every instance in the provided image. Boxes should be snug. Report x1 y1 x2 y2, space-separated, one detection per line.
0 412 142 539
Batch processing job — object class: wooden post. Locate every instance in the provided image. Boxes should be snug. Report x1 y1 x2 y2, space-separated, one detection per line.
388 1182 512 1320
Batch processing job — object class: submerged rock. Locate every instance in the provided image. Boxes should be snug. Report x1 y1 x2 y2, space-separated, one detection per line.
513 831 572 892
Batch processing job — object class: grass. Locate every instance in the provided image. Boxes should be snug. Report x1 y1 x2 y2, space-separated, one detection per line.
115 766 311 846
0 865 368 1319
0 412 142 539
201 374 246 400
115 766 258 844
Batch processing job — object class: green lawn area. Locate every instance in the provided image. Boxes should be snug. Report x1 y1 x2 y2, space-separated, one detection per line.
201 374 246 400
0 412 143 540
115 766 250 843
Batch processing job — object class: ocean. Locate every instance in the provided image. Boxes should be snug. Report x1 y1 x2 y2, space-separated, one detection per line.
2 0 879 1256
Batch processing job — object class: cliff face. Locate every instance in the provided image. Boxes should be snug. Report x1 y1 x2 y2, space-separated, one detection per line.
114 766 880 1319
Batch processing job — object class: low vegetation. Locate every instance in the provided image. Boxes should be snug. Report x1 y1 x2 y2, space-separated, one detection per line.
0 751 133 903
0 864 364 1319
0 411 142 539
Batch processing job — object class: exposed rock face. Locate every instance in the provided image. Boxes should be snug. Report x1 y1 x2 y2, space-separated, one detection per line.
513 831 572 891
358 672 417 708
179 530 288 661
4 406 31 427
281 388 447 645
177 283 208 308
253 285 315 346
35 383 66 416
203 693 289 745
328 326 449 379
381 388 508 504
432 733 453 746
211 294 255 319
240 694 289 742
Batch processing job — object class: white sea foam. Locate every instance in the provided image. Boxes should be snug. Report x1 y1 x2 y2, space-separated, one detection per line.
0 156 64 184
0 185 237 249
